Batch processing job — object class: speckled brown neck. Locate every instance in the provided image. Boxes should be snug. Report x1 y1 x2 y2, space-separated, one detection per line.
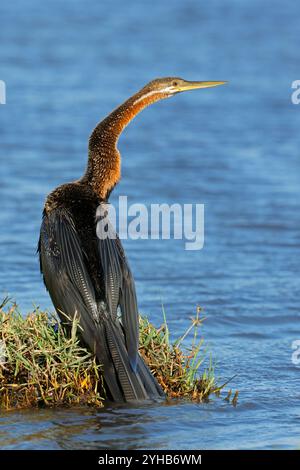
81 88 168 200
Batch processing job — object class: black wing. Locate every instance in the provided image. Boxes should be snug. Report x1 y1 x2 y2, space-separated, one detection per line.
39 206 164 401
95 204 139 371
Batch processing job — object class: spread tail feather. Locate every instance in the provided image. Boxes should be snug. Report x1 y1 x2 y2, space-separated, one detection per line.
90 314 164 402
137 354 165 398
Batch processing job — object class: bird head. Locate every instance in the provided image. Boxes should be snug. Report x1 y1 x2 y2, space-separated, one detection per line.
140 77 227 99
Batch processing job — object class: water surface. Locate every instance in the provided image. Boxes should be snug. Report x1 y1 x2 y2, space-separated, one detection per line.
0 0 300 449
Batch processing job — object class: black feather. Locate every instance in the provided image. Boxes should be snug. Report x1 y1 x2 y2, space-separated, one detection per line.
38 201 164 402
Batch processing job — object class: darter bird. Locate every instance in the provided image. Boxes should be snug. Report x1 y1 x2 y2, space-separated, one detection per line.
38 77 226 402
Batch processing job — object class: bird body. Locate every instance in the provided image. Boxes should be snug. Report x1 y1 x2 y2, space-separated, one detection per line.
38 77 225 402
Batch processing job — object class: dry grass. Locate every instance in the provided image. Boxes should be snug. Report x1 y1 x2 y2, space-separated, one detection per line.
139 306 224 401
0 298 103 410
0 299 234 410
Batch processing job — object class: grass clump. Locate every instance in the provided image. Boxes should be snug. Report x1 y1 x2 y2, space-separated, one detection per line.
0 299 103 410
0 299 231 410
139 306 223 402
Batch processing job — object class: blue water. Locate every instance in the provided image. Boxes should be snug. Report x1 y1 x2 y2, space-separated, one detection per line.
0 0 300 450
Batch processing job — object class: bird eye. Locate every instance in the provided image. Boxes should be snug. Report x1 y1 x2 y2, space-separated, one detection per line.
172 81 178 87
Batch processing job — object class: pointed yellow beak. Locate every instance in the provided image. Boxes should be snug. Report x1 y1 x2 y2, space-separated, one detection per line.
177 80 227 92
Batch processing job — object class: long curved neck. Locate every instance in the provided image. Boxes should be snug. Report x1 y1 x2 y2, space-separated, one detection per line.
81 88 167 200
